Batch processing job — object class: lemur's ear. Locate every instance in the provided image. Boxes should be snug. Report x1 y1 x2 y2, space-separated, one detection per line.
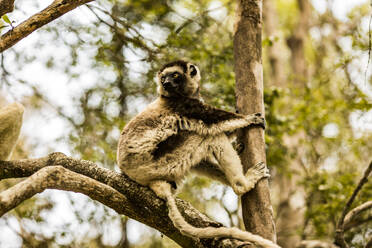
189 65 197 77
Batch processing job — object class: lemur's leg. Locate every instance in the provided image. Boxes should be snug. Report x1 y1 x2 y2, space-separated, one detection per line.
206 134 269 195
191 132 247 186
191 160 230 185
123 133 209 186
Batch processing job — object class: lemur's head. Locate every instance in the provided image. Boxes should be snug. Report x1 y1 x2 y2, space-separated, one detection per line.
157 60 201 98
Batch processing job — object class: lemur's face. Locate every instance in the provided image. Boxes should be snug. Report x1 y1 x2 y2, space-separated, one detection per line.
157 61 200 98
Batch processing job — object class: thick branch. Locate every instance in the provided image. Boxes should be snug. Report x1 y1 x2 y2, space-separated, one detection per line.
0 0 93 53
334 161 372 248
0 153 254 248
0 166 128 216
0 0 14 17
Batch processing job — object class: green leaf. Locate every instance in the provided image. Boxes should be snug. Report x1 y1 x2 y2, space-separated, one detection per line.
2 15 11 24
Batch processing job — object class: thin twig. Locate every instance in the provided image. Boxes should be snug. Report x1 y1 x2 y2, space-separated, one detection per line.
364 1 372 85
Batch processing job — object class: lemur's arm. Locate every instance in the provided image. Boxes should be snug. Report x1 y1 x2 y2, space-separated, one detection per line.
166 97 265 136
118 115 179 156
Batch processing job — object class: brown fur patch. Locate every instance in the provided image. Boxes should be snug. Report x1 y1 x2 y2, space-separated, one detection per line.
152 132 188 159
161 96 242 124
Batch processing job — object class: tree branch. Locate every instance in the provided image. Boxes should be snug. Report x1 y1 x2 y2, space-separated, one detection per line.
0 165 128 216
0 0 93 53
344 215 372 231
0 153 255 248
334 161 372 248
343 201 372 229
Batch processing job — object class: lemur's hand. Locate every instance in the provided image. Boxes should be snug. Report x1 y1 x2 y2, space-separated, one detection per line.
245 112 266 129
232 141 245 154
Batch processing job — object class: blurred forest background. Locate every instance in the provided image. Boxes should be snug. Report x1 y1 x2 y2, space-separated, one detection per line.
0 0 371 247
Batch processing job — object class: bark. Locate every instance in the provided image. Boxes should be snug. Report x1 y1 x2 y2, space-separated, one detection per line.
233 0 276 242
286 0 311 84
0 153 255 248
263 1 304 244
0 0 14 17
262 0 285 87
274 0 311 245
0 0 93 53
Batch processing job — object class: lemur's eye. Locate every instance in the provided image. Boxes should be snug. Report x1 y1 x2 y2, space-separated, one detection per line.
173 73 179 78
161 76 165 83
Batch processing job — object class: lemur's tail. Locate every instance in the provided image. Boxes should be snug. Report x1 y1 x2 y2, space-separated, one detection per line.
154 181 280 248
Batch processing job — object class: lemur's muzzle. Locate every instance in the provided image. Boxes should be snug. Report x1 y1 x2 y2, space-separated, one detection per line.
162 75 177 90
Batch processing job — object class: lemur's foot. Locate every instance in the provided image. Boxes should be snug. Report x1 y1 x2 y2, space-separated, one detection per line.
231 178 250 195
149 180 173 200
230 163 270 195
232 162 269 195
245 113 266 129
245 161 270 185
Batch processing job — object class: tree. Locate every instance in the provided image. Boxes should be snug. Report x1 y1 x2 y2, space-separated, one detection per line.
234 0 276 242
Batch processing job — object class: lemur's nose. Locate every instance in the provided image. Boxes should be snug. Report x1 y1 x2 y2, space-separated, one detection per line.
163 81 172 89
163 76 176 89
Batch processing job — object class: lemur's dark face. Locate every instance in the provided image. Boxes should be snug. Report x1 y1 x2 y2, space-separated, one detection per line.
157 61 200 98
160 70 187 95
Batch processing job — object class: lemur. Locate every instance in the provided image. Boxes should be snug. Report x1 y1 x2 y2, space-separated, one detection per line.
117 60 278 248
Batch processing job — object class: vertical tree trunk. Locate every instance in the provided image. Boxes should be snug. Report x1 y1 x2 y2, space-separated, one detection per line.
277 0 311 243
233 0 276 242
287 0 311 84
263 0 286 87
263 0 307 246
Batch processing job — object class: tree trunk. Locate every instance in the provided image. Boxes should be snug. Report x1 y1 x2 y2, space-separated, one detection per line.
263 0 308 246
263 0 286 87
276 0 311 244
287 0 311 85
233 0 276 242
